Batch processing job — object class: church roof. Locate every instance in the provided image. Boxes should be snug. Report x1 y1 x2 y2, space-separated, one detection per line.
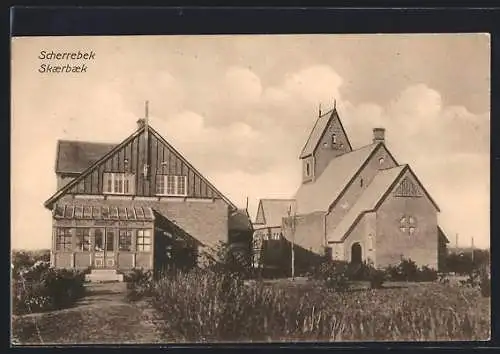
253 199 296 229
328 165 407 242
295 143 381 214
299 108 352 159
55 140 117 174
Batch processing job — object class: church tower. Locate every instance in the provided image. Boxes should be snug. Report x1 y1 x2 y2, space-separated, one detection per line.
299 103 352 184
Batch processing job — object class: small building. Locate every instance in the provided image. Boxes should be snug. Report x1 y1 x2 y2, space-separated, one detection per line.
254 105 449 273
44 117 253 276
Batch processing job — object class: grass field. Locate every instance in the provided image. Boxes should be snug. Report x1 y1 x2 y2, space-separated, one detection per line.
11 278 490 344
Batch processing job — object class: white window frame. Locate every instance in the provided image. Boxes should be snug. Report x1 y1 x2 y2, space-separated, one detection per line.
136 229 152 252
103 173 135 195
156 175 188 196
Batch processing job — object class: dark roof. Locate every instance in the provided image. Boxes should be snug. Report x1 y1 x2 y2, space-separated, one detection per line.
56 140 117 174
299 108 352 159
295 143 380 214
229 209 254 232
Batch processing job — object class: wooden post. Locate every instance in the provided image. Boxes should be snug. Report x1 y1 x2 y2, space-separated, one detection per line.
288 205 296 280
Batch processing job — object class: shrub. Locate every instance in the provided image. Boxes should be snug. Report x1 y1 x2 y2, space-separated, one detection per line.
12 264 86 315
480 270 491 298
124 268 154 301
417 266 438 282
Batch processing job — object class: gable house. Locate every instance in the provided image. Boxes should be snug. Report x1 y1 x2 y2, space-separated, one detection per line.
44 117 253 277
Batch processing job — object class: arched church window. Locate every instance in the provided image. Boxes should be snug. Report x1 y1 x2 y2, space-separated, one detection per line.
379 157 385 165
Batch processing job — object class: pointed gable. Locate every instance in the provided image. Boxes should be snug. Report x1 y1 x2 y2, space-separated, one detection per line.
328 164 440 243
328 165 407 242
253 199 296 228
299 108 353 159
44 124 237 210
295 143 381 214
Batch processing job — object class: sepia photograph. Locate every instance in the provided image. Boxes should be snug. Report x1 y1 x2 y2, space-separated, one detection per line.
11 33 490 344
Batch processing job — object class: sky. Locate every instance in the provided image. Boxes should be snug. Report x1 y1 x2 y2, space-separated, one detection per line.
11 34 490 249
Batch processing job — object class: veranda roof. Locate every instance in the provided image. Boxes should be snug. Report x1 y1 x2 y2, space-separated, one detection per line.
53 204 155 221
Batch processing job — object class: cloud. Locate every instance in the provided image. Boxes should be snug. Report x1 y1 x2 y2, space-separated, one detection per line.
223 66 262 105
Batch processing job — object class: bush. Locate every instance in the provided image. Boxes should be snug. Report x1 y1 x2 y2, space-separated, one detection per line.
417 266 438 282
12 262 86 315
124 268 155 301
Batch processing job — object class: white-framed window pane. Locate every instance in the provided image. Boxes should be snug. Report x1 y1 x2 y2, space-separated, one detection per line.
119 229 132 251
177 176 186 195
136 229 152 251
167 175 176 194
76 228 91 251
56 228 73 251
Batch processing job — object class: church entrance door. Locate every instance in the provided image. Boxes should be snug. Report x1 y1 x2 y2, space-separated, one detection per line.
351 242 362 265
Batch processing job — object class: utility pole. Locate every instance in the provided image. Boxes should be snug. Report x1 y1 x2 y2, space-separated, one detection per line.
287 205 296 280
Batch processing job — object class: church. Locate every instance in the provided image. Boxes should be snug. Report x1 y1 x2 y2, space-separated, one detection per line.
44 109 253 280
253 104 449 273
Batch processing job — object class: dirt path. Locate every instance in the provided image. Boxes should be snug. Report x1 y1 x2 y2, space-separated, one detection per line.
12 282 162 345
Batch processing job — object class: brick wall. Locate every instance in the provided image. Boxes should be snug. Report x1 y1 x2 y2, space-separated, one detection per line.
375 172 439 269
326 144 397 235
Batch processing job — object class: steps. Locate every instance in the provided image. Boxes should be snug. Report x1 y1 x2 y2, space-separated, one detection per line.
85 269 124 283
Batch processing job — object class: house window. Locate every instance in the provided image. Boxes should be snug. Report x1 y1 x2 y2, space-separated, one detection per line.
360 178 364 187
305 162 311 177
56 228 73 251
156 175 188 196
103 173 135 194
119 229 133 251
332 134 337 145
94 229 104 251
368 235 374 251
136 229 152 252
106 230 115 252
76 228 91 251
400 215 417 235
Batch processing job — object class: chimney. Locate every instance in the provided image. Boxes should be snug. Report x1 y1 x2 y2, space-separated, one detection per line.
137 118 146 129
373 127 385 143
